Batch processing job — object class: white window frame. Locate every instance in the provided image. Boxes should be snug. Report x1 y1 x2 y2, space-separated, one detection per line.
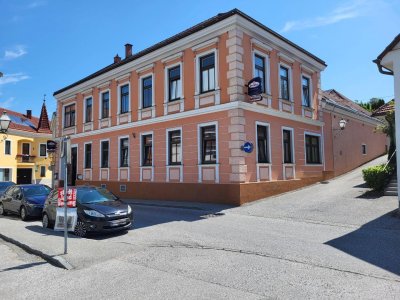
195 49 219 95
21 142 30 155
118 136 130 168
62 101 77 128
164 62 183 103
140 131 154 182
304 132 323 166
282 127 295 164
99 138 110 169
197 121 219 183
117 82 131 115
39 143 47 157
166 127 183 182
255 121 271 164
83 96 93 123
40 165 46 177
99 89 111 119
0 167 13 181
252 50 271 95
301 73 313 108
139 73 154 110
83 142 92 169
4 139 11 155
279 62 293 102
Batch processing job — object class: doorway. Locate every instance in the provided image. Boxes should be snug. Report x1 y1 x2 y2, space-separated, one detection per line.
17 168 32 184
70 146 77 186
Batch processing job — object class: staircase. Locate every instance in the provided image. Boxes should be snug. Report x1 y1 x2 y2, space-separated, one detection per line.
384 175 398 196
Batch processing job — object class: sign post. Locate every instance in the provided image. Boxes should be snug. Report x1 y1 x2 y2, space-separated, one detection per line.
60 136 71 254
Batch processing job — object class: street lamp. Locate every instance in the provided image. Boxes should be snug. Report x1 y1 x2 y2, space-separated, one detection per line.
0 111 11 141
339 118 347 130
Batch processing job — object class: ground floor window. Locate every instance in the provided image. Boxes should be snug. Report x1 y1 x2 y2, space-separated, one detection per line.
305 134 321 164
142 134 153 166
40 166 46 177
257 124 269 163
362 144 367 155
0 168 11 181
283 129 293 163
168 130 181 165
200 125 217 164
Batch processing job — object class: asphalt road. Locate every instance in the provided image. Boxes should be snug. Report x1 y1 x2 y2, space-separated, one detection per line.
1 156 399 299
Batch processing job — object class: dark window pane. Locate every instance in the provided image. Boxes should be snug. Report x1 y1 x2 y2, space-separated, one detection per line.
64 104 75 128
169 66 181 101
169 130 181 165
101 141 109 168
40 144 47 157
40 166 46 177
85 97 92 123
142 135 153 166
120 85 129 114
283 130 293 163
142 76 152 108
305 135 320 164
257 125 269 163
302 77 310 107
120 138 129 167
102 92 110 119
280 66 290 100
85 144 92 169
201 125 216 164
200 54 215 93
5 140 11 155
255 55 265 93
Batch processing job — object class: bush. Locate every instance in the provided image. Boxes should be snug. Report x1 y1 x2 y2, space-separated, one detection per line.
362 164 394 191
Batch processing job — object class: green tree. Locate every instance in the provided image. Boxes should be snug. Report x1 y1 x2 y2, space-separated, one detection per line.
377 110 396 165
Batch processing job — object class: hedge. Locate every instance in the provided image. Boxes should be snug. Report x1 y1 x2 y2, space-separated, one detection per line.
362 164 394 191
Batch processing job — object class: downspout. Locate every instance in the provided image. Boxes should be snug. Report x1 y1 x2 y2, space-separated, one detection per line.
373 59 394 76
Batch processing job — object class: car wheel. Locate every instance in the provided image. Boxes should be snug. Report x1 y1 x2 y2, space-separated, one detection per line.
42 213 53 229
74 221 87 238
20 206 28 221
0 203 7 216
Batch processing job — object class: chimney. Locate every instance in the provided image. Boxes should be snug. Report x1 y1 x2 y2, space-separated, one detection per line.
114 54 121 63
26 110 32 119
125 43 133 58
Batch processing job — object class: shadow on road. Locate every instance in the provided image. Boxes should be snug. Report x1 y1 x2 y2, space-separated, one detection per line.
0 261 47 272
325 210 400 275
25 225 79 239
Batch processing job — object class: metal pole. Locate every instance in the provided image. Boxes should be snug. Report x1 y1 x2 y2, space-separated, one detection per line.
63 139 68 254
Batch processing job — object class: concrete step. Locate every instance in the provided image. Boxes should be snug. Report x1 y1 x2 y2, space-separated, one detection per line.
386 187 398 192
387 183 397 187
384 191 398 196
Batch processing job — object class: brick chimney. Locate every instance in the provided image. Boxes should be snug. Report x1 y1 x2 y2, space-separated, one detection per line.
125 43 133 58
114 54 121 63
26 110 32 119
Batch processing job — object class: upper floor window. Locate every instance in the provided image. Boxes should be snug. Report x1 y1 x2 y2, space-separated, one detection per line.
200 53 215 93
168 66 181 101
254 54 266 93
5 140 11 155
142 76 152 108
101 91 110 119
168 130 181 165
302 76 311 107
280 66 290 101
84 143 92 169
257 124 269 163
305 134 321 164
85 97 92 123
283 129 293 164
39 144 47 157
64 104 75 128
120 138 129 167
142 134 153 166
120 84 129 114
101 141 109 168
201 125 216 164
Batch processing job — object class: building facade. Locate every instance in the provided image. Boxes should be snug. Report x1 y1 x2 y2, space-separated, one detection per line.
0 102 53 185
53 9 385 205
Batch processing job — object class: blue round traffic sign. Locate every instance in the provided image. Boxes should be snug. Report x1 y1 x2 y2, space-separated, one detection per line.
241 142 254 153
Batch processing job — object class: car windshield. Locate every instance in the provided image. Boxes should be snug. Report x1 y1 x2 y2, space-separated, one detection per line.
22 185 51 197
77 188 118 204
0 182 14 192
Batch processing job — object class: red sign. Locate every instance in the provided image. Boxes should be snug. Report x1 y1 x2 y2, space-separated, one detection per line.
57 188 77 208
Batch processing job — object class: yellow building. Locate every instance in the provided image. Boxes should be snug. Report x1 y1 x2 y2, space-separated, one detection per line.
0 101 53 185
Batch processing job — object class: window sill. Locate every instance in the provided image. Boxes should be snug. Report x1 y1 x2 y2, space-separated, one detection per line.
305 163 323 166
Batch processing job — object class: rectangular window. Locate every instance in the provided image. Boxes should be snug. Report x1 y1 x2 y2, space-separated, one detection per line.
200 53 215 93
283 129 293 164
120 84 129 114
362 144 367 155
280 66 290 100
168 130 181 165
257 125 269 163
85 97 92 123
64 104 75 128
142 134 153 166
39 144 47 157
120 138 129 167
201 125 216 164
142 76 152 108
40 166 46 177
305 135 321 164
101 141 109 168
84 143 92 169
302 76 311 107
254 54 266 93
101 91 110 119
168 66 181 101
0 168 11 181
5 140 11 155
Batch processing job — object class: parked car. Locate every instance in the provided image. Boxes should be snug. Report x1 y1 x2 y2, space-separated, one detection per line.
42 186 133 237
0 184 52 220
0 181 15 197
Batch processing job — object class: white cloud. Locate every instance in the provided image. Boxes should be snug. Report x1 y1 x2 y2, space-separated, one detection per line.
0 73 30 85
4 46 27 60
0 97 15 109
281 0 376 33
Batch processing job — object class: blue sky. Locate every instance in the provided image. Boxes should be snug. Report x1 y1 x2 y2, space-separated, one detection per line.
0 0 399 117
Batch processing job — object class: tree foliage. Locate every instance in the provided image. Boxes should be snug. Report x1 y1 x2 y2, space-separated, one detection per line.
356 98 385 112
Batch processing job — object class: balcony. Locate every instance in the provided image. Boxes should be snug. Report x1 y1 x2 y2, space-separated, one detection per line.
16 154 36 164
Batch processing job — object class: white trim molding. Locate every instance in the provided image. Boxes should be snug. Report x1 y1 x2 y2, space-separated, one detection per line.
197 121 219 183
118 135 130 181
117 81 132 125
281 126 296 179
140 131 154 182
138 73 155 120
166 127 183 182
304 131 323 166
164 62 184 115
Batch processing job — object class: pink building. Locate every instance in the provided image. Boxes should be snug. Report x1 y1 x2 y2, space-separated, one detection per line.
53 9 386 205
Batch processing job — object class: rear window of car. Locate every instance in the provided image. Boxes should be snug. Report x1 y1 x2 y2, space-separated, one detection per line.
77 188 118 204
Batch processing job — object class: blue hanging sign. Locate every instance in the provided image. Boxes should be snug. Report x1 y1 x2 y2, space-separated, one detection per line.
241 142 254 153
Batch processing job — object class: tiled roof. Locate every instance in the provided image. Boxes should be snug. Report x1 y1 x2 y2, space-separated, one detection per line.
322 89 371 117
371 100 394 117
0 105 52 134
54 8 326 96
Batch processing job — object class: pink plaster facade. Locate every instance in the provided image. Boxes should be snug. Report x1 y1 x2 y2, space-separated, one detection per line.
53 9 385 204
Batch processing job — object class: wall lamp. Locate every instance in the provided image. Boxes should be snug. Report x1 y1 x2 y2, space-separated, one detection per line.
339 118 347 130
0 111 11 141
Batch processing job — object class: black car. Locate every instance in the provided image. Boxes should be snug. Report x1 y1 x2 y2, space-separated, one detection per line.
0 184 52 220
42 186 133 237
0 181 15 197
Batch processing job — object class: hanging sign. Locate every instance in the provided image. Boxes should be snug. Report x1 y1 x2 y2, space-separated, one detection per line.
247 77 263 102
